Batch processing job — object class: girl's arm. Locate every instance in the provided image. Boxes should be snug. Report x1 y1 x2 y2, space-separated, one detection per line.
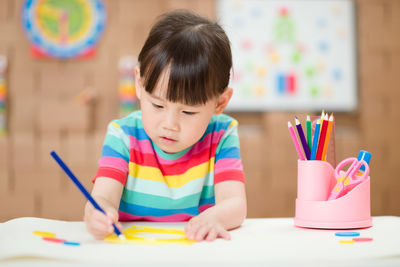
84 177 124 239
185 180 247 241
214 180 247 229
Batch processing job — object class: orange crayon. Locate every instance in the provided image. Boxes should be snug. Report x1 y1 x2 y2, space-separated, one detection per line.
321 113 334 161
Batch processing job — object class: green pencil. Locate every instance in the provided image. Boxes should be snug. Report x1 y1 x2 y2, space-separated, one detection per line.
306 115 312 152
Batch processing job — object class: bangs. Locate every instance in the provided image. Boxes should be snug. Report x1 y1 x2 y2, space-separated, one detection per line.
140 44 218 105
138 11 232 106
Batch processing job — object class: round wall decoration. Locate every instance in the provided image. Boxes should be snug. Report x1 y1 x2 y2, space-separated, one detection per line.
22 0 106 59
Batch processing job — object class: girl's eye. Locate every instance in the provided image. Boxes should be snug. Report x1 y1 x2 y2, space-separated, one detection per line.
183 111 197 115
152 103 163 109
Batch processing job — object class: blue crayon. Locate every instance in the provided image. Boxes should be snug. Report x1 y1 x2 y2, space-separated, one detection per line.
310 118 321 160
50 151 125 240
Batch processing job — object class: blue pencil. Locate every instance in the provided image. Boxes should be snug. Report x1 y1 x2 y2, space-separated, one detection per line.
50 151 125 240
310 118 321 160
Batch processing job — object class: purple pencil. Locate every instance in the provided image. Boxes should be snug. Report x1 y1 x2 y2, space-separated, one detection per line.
295 116 311 160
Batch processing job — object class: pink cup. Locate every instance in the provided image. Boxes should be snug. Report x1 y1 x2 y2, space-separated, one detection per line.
297 160 336 201
295 160 372 229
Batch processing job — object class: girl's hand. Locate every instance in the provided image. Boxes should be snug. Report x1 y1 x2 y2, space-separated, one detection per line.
184 211 231 242
83 199 123 240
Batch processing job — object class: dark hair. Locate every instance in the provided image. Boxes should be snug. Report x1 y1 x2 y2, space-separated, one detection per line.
138 10 232 105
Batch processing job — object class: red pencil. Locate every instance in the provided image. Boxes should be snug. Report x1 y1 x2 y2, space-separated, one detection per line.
316 113 329 160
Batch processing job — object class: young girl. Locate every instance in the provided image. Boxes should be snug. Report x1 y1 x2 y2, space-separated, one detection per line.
84 10 246 242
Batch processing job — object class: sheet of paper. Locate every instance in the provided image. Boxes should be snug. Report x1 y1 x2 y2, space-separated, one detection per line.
0 217 400 264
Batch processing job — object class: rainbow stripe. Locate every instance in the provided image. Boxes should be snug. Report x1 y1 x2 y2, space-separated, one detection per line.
94 111 245 221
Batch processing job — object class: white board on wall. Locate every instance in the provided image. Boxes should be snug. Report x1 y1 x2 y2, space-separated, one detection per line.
217 0 357 111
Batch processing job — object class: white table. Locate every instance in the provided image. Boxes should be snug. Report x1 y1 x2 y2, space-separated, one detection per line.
1 216 399 266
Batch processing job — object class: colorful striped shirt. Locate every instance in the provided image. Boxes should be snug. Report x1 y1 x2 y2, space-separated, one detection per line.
94 111 245 222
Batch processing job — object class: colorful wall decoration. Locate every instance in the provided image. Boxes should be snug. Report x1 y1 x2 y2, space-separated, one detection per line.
21 0 106 59
217 0 356 111
0 56 7 137
118 56 139 118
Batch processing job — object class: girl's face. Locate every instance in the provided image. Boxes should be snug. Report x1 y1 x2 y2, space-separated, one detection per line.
135 67 231 154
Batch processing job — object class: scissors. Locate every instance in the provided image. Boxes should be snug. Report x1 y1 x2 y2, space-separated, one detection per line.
328 157 370 200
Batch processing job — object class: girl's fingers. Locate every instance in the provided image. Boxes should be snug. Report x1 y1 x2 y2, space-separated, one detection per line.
194 225 209 241
184 223 191 233
90 209 108 221
185 220 200 240
116 222 123 231
91 228 109 240
85 204 123 240
87 212 109 229
218 228 231 240
88 218 110 234
184 223 193 236
105 212 123 232
205 228 218 242
93 222 115 239
106 211 118 222
185 216 231 242
86 209 115 238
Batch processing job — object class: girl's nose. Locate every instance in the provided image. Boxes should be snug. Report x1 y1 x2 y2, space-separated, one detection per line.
162 111 180 132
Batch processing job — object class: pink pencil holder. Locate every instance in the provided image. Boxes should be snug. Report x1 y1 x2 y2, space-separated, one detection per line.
294 160 372 229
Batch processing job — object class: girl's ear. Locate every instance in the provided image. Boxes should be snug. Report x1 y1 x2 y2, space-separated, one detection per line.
214 88 233 115
135 66 142 100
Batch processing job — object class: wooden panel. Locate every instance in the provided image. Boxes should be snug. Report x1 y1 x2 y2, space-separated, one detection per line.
0 0 400 221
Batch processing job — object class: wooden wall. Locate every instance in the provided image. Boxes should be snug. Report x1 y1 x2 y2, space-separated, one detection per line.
0 0 399 221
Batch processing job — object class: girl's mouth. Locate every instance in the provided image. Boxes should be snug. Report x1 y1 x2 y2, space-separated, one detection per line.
160 136 177 144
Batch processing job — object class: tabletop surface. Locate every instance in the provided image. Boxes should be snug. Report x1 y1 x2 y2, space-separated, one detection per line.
0 216 400 266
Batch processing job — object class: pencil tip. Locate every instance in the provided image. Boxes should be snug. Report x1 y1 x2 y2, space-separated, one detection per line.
288 121 292 127
307 115 310 120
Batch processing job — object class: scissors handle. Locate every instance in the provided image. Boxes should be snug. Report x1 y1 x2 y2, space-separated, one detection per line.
335 158 369 179
329 158 370 200
348 159 370 181
334 157 357 178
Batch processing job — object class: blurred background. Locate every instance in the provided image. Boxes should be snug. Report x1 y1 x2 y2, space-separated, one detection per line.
0 0 399 222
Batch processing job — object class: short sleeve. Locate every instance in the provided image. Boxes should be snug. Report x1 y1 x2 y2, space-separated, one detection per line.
214 120 245 184
93 121 130 185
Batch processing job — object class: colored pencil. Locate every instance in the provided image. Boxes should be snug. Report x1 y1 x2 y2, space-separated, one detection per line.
50 151 126 240
321 113 334 161
306 115 312 152
320 110 325 127
295 116 311 160
310 118 321 160
288 121 305 160
316 113 329 160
